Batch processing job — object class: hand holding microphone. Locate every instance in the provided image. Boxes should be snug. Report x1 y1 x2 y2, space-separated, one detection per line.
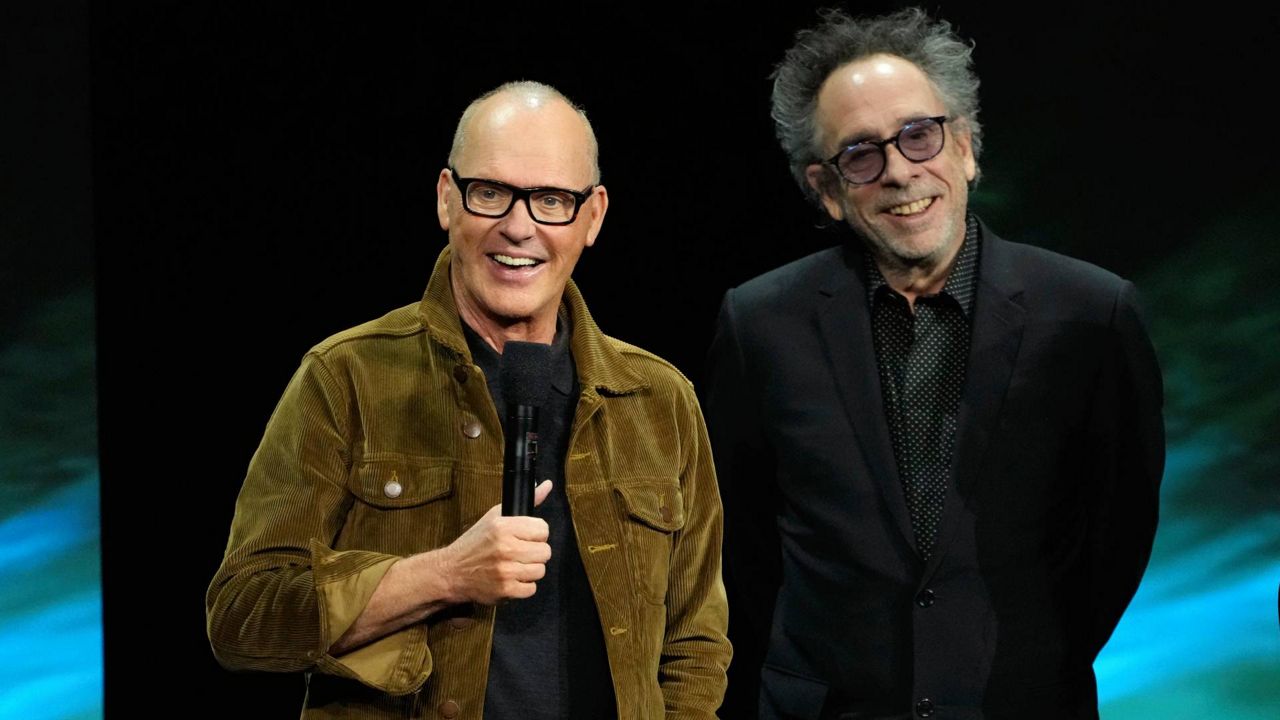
434 340 555 606
435 479 554 605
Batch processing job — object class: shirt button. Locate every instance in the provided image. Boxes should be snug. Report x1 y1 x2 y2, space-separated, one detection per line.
461 420 482 438
453 365 469 383
447 617 475 630
915 589 935 608
439 700 460 718
915 697 935 717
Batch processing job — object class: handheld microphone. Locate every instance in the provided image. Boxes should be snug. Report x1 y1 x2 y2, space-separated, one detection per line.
499 341 553 516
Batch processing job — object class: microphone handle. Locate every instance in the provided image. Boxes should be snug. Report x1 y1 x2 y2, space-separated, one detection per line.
502 404 539 516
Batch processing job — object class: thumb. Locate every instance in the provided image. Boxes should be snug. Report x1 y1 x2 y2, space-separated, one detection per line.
533 480 553 507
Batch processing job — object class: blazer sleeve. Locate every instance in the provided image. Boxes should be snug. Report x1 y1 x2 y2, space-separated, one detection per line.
704 288 784 716
1085 280 1165 655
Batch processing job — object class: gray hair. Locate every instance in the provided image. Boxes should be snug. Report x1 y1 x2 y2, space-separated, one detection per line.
448 80 600 184
771 6 983 205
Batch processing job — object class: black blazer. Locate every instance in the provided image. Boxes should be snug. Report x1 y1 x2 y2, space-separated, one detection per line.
706 228 1164 720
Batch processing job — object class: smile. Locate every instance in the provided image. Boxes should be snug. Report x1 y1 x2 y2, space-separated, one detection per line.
886 197 934 216
490 253 542 268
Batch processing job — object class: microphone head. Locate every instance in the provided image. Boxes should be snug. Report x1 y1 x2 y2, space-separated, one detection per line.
500 341 554 407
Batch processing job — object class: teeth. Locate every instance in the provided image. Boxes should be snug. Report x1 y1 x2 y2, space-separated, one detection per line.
492 254 538 267
888 197 933 216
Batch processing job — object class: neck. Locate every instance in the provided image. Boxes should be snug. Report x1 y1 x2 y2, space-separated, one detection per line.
464 315 556 354
451 283 558 355
872 238 963 310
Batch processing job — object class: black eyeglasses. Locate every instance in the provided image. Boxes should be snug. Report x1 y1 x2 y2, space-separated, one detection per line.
823 116 948 185
449 168 595 225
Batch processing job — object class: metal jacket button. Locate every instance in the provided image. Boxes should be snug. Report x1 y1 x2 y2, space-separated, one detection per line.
462 420 481 438
383 480 403 499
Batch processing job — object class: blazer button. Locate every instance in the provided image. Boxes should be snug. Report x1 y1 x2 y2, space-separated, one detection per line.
453 365 469 383
439 700 460 718
461 420 482 438
447 617 475 631
915 697 935 717
915 589 935 608
383 480 403 499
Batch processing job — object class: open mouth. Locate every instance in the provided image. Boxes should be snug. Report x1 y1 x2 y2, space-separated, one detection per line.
489 253 543 269
886 197 935 216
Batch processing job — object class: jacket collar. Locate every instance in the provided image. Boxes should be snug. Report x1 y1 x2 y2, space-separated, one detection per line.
417 246 647 396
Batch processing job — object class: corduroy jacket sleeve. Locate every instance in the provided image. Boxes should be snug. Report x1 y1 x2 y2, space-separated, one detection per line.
659 383 732 718
206 351 433 695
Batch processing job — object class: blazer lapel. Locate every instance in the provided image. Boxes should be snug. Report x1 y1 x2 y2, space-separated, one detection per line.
924 232 1026 579
814 247 919 555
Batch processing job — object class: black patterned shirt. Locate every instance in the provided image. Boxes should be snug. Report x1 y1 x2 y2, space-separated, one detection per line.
866 214 980 560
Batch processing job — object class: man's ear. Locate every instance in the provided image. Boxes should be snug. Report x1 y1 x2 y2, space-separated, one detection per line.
582 185 609 248
952 122 977 183
435 168 453 230
805 164 845 222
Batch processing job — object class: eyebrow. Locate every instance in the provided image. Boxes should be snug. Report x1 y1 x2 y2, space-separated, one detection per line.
833 115 940 150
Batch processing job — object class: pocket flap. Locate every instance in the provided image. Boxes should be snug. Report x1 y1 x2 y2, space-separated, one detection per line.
615 480 685 532
350 460 453 509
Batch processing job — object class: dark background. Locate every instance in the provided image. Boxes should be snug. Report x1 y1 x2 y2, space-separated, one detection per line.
67 1 1277 715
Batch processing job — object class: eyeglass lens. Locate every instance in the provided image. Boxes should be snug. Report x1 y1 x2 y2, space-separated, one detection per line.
838 118 945 184
465 182 579 223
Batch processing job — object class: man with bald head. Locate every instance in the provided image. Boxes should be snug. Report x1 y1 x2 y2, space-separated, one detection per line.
706 8 1164 719
208 81 730 718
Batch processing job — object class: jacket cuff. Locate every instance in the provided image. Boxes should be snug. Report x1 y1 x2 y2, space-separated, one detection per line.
309 540 433 695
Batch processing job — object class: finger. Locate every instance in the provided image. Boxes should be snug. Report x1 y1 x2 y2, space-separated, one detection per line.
533 480 553 507
509 580 538 599
508 539 552 564
509 517 550 542
520 562 547 582
507 559 547 582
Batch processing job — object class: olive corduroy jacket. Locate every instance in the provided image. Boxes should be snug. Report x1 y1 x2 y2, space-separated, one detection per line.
206 247 731 718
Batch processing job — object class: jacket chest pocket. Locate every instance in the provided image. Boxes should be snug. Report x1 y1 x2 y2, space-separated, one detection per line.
614 479 686 606
341 460 457 557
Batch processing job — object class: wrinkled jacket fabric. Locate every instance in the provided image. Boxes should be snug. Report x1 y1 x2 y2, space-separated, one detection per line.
207 247 730 718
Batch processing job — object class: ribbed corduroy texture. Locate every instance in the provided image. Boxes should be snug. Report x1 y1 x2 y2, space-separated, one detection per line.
206 247 731 718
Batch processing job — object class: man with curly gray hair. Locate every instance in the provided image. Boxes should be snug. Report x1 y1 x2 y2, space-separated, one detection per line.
706 7 1164 719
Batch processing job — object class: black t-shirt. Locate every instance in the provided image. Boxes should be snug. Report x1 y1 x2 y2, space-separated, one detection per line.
463 319 617 719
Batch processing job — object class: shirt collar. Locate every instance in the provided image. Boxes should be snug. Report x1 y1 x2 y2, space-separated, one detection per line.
461 309 576 398
864 213 981 317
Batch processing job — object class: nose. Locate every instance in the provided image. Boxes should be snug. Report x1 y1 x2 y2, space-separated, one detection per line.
498 196 537 243
877 142 919 187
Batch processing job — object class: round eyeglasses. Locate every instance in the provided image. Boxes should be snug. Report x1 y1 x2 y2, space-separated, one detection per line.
449 168 594 225
823 116 948 185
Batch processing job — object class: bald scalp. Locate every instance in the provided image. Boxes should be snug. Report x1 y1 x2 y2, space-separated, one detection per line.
448 81 600 185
